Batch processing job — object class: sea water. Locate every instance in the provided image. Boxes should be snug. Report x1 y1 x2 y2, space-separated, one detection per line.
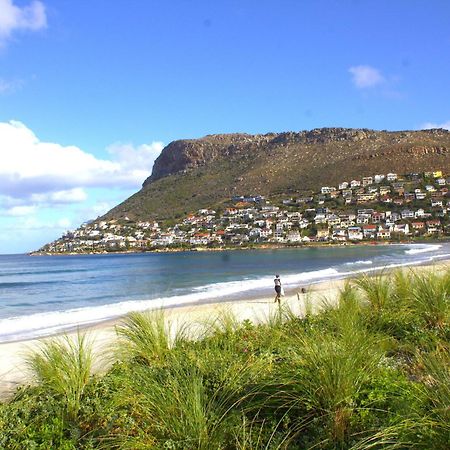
0 243 449 342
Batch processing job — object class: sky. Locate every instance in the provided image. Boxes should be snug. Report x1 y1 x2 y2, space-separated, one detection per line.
0 0 450 254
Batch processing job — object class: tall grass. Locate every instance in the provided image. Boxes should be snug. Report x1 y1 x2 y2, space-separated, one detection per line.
115 310 188 365
413 345 450 448
409 271 449 329
117 351 266 449
3 267 449 449
25 332 94 421
353 272 393 312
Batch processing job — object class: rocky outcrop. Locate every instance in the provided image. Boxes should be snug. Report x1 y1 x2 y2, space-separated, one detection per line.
144 128 450 186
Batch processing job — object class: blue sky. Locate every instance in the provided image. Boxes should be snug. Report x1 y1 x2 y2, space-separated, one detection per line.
0 0 449 253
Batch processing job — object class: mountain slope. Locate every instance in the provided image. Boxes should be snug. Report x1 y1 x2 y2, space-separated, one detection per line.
104 128 450 222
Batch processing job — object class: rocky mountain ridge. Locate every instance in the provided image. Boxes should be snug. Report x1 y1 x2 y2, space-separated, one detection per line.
103 127 450 222
144 128 449 185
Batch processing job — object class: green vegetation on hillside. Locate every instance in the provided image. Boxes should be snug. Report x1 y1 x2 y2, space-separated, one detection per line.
1 269 449 449
106 128 450 222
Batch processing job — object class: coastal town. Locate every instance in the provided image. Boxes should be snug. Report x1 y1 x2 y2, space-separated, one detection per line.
37 170 450 254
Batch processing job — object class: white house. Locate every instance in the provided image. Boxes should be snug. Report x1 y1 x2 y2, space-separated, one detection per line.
387 173 398 181
348 226 363 240
394 223 410 235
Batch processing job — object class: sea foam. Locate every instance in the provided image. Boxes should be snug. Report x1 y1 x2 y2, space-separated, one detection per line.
404 244 442 255
0 267 340 342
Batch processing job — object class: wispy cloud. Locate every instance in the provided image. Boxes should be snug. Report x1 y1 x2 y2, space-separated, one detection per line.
348 65 385 89
0 0 47 46
0 77 23 94
420 120 450 131
3 205 36 216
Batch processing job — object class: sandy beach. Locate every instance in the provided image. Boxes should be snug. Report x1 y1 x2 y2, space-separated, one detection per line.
1 260 449 400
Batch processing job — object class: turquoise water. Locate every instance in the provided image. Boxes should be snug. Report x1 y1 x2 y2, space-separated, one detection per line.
0 243 449 342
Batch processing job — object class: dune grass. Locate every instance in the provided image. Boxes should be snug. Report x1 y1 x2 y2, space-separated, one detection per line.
0 267 449 449
24 332 95 421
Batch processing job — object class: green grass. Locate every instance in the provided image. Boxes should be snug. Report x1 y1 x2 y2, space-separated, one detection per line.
25 332 94 421
1 268 449 449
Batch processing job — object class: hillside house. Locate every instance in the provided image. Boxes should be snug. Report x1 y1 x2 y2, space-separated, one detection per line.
407 173 421 181
377 227 391 239
348 226 363 240
356 215 370 225
327 214 341 226
259 228 273 238
371 212 385 223
249 228 262 238
415 209 426 218
321 186 336 194
357 193 377 203
314 214 327 224
401 209 415 219
431 199 444 208
416 192 427 200
387 173 398 181
426 220 441 234
394 223 410 235
287 231 302 242
362 224 377 239
316 228 330 240
411 222 425 233
332 229 347 241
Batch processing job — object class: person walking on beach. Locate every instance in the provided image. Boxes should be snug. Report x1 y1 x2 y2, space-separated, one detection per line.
274 274 282 304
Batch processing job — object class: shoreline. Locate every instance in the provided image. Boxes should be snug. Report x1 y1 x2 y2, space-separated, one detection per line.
2 244 449 344
2 244 448 345
0 275 345 399
1 258 449 400
28 238 450 257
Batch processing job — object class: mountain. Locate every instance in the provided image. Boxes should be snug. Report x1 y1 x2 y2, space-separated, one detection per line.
103 127 450 222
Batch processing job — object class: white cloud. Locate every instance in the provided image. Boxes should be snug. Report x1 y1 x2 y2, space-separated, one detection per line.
0 0 46 45
0 120 164 253
349 65 385 89
4 205 36 216
107 141 165 184
420 120 450 131
0 120 164 199
30 188 88 205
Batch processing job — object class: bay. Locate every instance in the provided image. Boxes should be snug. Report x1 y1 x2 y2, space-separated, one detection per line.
0 243 449 342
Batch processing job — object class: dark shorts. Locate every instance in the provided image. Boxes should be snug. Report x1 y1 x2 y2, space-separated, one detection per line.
275 285 281 294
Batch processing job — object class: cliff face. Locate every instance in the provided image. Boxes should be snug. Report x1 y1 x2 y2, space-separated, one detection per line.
144 128 450 186
105 127 450 221
144 128 384 185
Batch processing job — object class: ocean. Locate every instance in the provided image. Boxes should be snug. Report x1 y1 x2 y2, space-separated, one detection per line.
0 243 449 343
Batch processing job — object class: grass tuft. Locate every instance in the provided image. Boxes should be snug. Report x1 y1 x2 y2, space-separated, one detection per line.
25 332 94 421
